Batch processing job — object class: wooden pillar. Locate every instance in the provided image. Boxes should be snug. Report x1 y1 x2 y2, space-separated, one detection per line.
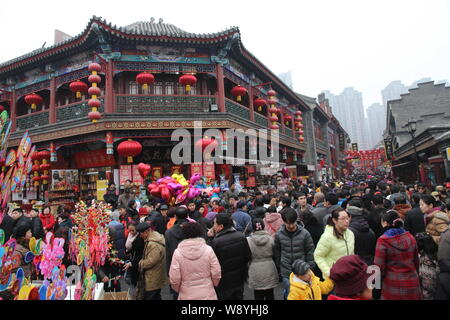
105 59 114 113
216 64 225 112
11 90 16 132
49 77 56 124
248 85 254 121
280 109 285 134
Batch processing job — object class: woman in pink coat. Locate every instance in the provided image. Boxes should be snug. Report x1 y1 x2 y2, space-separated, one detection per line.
169 222 222 300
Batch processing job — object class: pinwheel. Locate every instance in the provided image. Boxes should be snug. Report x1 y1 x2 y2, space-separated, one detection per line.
39 232 65 279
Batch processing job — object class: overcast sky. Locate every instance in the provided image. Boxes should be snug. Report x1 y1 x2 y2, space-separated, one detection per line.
1 0 449 112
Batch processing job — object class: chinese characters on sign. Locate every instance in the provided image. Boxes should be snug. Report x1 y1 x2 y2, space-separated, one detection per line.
351 143 359 152
384 139 394 160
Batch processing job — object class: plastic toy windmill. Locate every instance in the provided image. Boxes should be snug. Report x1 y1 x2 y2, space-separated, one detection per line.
0 236 22 292
39 232 65 280
40 266 68 300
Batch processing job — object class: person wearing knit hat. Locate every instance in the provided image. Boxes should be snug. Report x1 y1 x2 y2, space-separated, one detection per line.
288 259 334 300
328 255 372 300
138 207 149 223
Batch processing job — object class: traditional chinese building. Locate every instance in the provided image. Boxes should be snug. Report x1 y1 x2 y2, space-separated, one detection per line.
0 17 322 203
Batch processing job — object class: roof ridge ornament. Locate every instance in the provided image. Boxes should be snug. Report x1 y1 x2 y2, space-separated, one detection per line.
211 32 239 66
91 23 112 55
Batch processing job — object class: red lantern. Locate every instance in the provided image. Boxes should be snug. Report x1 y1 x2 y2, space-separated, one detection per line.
269 106 278 114
297 123 304 129
284 114 292 122
269 115 278 122
88 98 101 109
298 136 304 143
136 72 155 91
40 175 50 184
88 62 102 73
25 93 43 110
39 151 50 160
32 164 40 172
179 74 197 92
295 111 302 116
267 89 276 98
117 139 142 163
0 105 4 112
268 98 277 107
88 74 101 85
32 176 41 182
88 111 102 123
298 129 304 135
195 137 218 153
231 86 248 102
88 86 101 98
69 81 88 99
269 124 279 130
40 163 51 171
253 98 266 112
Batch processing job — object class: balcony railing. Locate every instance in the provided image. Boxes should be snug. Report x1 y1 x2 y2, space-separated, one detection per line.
316 139 329 151
285 128 294 138
56 98 104 123
254 113 268 127
225 98 250 120
16 111 49 131
116 95 215 113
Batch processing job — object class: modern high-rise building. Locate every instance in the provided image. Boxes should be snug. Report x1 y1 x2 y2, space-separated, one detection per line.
277 70 294 89
322 87 368 149
366 103 384 148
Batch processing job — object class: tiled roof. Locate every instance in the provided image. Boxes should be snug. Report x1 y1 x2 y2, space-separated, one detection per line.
0 16 239 73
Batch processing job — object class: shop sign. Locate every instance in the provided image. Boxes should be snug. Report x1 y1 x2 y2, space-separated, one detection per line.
132 165 144 185
96 180 109 201
106 132 114 155
339 134 345 150
447 147 450 161
352 143 358 152
74 149 116 169
203 162 215 181
190 163 203 176
384 139 394 160
119 165 132 185
152 166 163 180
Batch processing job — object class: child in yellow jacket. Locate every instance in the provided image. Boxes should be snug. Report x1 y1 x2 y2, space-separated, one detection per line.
288 259 334 300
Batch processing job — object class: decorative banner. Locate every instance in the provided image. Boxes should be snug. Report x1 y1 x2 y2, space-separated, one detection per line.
119 165 132 186
96 180 109 201
171 166 182 175
106 132 113 155
152 166 163 180
384 139 394 160
73 149 116 169
351 143 359 152
203 162 215 181
219 174 228 190
190 163 203 177
51 170 79 191
246 165 256 187
131 165 144 185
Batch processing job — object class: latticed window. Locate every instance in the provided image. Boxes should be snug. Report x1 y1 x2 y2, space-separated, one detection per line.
154 82 163 95
165 82 174 95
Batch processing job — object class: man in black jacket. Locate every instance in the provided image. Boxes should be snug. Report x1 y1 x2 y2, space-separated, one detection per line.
23 208 45 239
187 200 212 231
1 208 26 242
404 193 426 236
273 208 315 299
367 194 386 239
207 212 251 300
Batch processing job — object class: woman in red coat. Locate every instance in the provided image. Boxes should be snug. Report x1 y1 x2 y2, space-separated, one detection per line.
374 210 422 300
39 206 56 234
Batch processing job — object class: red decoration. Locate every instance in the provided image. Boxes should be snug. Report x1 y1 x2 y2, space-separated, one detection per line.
88 74 101 84
270 124 279 130
231 86 248 102
39 151 50 160
24 93 43 110
88 62 102 73
299 136 304 142
254 98 266 112
69 81 88 99
267 89 276 98
88 86 101 97
0 105 4 112
74 148 116 169
40 163 51 171
195 137 218 153
32 176 41 182
88 98 101 109
88 111 102 122
137 163 152 178
295 111 302 116
32 164 40 172
136 72 155 91
269 115 278 122
117 139 142 163
269 106 278 114
179 74 197 92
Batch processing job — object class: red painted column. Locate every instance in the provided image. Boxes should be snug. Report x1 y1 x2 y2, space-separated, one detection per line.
216 64 225 112
105 60 114 113
248 85 254 121
11 90 16 132
419 164 426 183
49 77 56 124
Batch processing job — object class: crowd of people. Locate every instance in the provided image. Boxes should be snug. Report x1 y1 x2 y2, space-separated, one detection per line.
1 173 450 300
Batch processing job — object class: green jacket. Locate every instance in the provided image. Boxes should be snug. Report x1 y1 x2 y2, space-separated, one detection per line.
313 225 355 278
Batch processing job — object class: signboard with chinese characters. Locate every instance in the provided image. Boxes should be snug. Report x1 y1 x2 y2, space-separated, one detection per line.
190 163 203 176
74 149 116 169
132 165 144 185
96 180 109 201
384 139 394 160
152 166 163 180
351 143 359 152
119 165 132 186
339 134 345 150
203 162 215 181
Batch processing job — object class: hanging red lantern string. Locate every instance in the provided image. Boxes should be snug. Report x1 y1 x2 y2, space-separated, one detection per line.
25 93 43 110
69 81 88 99
284 113 292 126
87 62 102 123
136 72 155 92
179 74 197 92
254 98 266 112
117 139 142 163
231 86 248 102
294 110 304 142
